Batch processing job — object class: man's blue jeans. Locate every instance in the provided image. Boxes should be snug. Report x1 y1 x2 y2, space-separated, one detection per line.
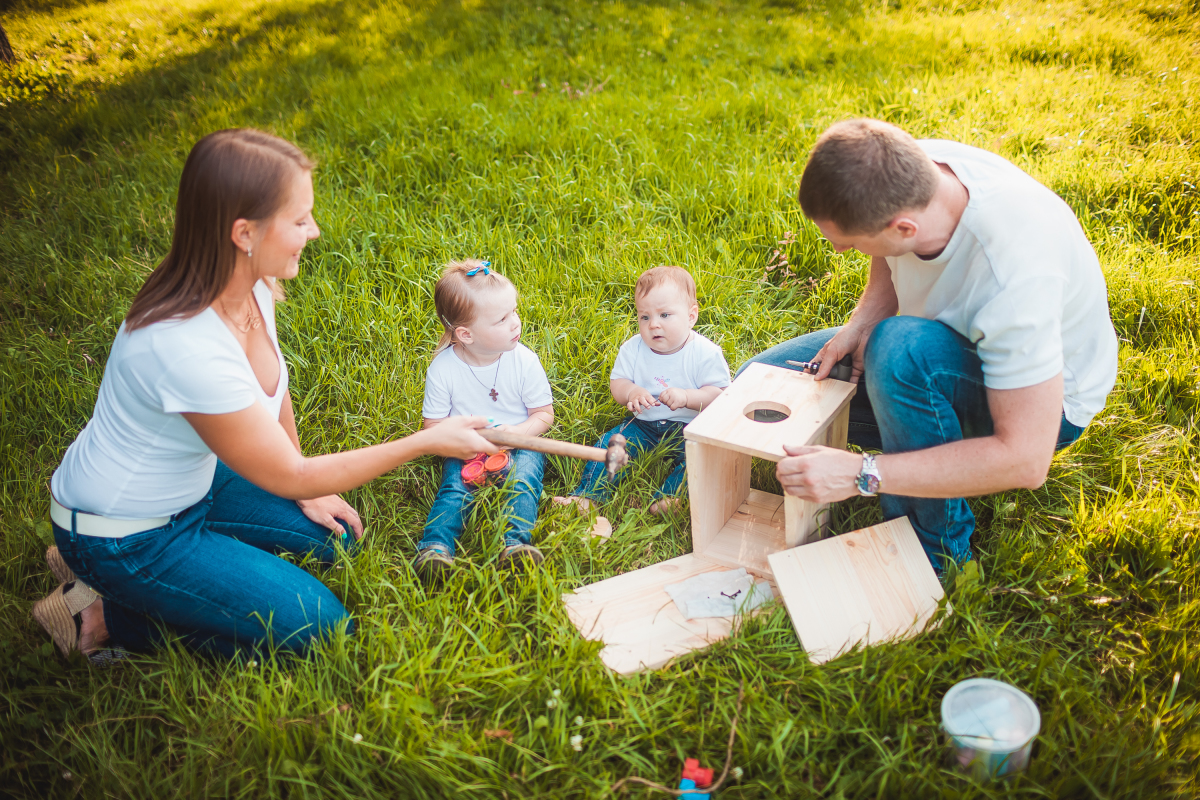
741 317 1085 571
571 418 687 502
52 461 357 660
417 449 545 557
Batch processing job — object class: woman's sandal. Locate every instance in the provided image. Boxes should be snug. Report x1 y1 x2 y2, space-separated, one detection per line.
31 581 127 665
45 546 77 584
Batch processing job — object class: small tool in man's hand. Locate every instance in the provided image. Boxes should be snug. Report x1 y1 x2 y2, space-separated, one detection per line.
786 353 855 381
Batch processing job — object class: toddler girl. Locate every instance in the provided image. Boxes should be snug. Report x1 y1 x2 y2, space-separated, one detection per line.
414 260 554 580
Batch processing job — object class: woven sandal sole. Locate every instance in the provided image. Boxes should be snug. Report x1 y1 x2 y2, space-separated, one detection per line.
31 581 99 658
46 546 77 584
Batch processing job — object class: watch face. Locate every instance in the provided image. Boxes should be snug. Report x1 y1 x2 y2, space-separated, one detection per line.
866 474 881 494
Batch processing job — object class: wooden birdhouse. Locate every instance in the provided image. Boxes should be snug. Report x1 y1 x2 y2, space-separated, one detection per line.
681 362 857 577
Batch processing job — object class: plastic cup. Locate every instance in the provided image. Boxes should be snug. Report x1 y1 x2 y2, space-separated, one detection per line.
941 678 1040 779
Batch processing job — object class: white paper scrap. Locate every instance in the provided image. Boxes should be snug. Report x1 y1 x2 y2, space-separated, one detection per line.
663 568 774 620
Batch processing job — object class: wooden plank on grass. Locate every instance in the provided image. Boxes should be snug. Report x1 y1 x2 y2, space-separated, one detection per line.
768 517 946 665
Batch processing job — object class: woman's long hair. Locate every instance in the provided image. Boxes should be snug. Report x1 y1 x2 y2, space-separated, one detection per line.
124 129 314 331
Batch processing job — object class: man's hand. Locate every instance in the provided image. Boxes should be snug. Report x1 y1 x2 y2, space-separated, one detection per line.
657 387 690 411
297 495 365 539
811 326 868 383
776 444 862 503
625 387 659 415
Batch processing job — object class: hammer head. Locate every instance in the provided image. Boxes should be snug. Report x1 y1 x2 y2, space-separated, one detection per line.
605 433 629 479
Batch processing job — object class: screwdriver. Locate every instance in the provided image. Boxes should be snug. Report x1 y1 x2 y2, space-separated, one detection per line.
786 353 854 382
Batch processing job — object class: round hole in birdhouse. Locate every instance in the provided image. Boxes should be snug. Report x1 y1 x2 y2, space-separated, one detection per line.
744 401 792 423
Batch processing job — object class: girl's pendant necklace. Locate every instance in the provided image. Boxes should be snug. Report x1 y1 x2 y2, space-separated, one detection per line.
467 351 502 402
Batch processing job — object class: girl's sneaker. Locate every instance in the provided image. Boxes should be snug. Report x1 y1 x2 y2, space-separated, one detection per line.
498 543 544 570
413 545 454 582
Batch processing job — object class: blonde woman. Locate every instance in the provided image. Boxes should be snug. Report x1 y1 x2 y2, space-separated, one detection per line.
34 129 495 661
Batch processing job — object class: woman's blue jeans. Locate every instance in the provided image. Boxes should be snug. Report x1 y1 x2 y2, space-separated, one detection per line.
741 317 1085 571
571 418 687 502
417 449 545 558
52 461 357 660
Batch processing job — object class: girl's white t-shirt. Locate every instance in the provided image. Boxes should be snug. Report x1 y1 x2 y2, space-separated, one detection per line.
610 332 732 422
422 343 553 426
885 140 1119 427
51 281 288 520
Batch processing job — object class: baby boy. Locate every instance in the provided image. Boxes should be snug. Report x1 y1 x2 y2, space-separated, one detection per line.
554 266 731 515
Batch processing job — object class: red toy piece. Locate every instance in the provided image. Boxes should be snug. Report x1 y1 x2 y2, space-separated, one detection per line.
682 758 714 788
461 450 512 488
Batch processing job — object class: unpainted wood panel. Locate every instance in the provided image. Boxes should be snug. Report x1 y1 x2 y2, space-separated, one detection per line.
562 554 769 675
768 517 946 665
683 363 856 461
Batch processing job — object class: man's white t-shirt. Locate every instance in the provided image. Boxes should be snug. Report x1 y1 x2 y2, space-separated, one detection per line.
610 332 732 423
423 343 553 426
885 141 1118 427
51 281 288 520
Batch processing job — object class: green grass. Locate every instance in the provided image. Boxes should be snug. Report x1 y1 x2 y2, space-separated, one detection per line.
2 0 1199 796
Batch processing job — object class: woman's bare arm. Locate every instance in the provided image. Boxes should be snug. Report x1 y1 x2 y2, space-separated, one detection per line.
185 403 497 500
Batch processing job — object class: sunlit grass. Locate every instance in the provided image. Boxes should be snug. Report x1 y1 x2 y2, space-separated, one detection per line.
1 0 1198 796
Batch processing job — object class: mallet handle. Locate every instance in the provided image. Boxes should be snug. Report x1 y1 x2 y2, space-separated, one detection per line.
479 429 606 463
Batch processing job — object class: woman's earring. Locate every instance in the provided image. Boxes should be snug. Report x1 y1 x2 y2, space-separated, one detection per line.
246 248 252 258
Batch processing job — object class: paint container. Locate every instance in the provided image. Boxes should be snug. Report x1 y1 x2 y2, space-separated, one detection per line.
460 451 512 488
941 678 1040 779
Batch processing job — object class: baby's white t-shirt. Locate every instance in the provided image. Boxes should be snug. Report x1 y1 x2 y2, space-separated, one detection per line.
885 140 1119 427
422 343 553 426
610 332 732 423
51 280 289 520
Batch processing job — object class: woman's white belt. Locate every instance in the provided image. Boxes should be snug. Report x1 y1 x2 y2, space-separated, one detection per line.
50 496 171 539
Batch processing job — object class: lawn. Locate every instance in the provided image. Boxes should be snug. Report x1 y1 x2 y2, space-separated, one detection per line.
1 0 1198 796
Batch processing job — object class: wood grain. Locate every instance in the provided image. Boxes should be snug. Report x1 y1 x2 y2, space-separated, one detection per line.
561 554 774 674
767 517 946 665
683 362 856 461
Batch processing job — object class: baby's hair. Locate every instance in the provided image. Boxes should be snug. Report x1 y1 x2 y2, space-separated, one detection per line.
434 259 515 352
634 265 697 304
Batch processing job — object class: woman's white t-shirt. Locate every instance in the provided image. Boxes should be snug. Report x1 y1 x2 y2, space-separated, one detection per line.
51 281 288 519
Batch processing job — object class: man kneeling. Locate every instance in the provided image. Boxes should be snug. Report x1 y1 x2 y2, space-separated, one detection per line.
744 118 1118 572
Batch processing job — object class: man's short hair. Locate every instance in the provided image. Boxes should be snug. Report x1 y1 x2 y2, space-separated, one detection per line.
798 119 939 234
635 265 697 304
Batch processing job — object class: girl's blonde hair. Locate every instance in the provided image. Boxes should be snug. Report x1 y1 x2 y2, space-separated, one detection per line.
434 259 515 352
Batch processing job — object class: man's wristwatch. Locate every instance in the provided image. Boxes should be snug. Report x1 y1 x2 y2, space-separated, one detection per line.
856 454 882 496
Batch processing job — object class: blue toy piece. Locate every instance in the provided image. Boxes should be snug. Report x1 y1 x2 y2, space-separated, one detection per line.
677 778 711 800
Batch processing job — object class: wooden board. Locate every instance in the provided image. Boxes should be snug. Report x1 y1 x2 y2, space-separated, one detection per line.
767 517 946 665
683 363 856 462
694 489 786 577
685 440 751 556
562 554 773 675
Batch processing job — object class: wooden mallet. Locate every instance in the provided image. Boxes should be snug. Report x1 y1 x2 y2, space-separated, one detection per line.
479 429 629 478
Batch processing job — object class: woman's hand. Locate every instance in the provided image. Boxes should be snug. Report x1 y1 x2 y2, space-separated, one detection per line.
297 494 365 539
417 415 499 459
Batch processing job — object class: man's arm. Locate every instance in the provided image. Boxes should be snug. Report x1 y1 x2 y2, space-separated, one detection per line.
811 256 899 382
776 373 1063 501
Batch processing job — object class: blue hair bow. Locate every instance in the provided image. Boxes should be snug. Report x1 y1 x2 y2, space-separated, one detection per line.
466 261 491 276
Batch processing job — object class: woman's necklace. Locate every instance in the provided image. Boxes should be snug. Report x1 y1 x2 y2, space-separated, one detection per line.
219 295 261 335
466 351 502 402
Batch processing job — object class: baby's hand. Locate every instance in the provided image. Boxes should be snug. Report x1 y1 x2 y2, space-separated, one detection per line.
658 387 690 411
626 387 658 415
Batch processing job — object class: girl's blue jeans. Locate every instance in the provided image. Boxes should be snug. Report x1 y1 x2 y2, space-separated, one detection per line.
741 317 1086 572
571 417 687 502
417 449 545 558
52 461 357 660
